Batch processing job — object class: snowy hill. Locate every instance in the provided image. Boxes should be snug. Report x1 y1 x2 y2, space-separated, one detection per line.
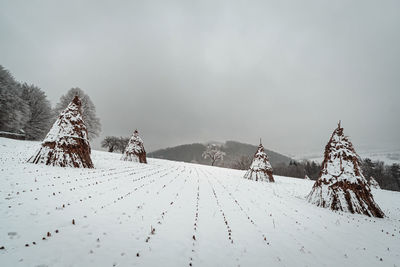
148 140 292 167
1 137 399 267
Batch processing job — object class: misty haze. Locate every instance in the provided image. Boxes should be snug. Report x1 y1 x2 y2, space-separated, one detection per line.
1 1 399 266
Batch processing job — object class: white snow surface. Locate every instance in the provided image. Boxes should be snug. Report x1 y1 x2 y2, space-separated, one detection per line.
1 137 400 267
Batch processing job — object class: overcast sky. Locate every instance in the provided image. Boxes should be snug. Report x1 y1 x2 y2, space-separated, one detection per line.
1 0 399 156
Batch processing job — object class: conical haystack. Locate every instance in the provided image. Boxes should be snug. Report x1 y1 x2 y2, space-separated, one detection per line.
28 96 93 168
121 130 147 163
244 141 274 182
306 122 384 218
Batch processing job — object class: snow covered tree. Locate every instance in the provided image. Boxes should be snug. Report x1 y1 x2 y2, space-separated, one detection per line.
0 65 52 140
121 130 147 163
0 65 29 133
244 141 274 182
202 144 225 166
368 176 381 189
54 88 101 139
28 95 94 168
306 122 384 218
20 83 53 140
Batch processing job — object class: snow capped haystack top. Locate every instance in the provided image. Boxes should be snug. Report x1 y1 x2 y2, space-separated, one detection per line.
125 130 144 154
251 144 273 172
319 122 366 185
121 130 147 163
369 176 381 189
307 122 384 218
28 95 93 168
244 141 274 182
44 96 88 143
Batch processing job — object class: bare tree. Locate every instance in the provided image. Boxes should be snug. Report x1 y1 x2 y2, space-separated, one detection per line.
116 136 130 153
101 136 119 152
101 136 130 153
202 144 226 166
231 155 252 170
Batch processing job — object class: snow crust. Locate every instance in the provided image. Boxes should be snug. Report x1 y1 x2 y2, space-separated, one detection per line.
1 137 399 266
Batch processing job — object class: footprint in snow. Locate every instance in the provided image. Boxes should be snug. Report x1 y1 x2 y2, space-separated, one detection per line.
8 232 18 239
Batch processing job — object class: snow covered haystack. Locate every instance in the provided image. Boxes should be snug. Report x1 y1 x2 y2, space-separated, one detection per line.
369 176 381 189
28 96 94 168
121 130 147 163
306 122 384 218
244 141 274 182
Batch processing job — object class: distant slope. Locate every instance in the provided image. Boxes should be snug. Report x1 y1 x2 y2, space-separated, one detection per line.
148 143 206 164
148 140 292 167
296 149 400 165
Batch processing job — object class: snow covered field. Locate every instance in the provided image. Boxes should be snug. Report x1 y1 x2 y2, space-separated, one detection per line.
1 137 399 267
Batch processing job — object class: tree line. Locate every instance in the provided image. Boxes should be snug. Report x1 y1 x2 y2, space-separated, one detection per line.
230 155 400 192
0 65 101 140
273 159 400 192
361 159 400 191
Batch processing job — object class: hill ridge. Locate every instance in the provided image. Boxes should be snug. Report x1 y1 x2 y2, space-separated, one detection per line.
148 140 292 167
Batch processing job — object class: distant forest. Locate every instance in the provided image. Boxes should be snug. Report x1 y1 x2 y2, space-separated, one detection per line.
273 158 400 192
146 140 400 192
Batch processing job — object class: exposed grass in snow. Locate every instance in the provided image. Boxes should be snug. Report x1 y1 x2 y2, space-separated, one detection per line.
0 137 399 266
